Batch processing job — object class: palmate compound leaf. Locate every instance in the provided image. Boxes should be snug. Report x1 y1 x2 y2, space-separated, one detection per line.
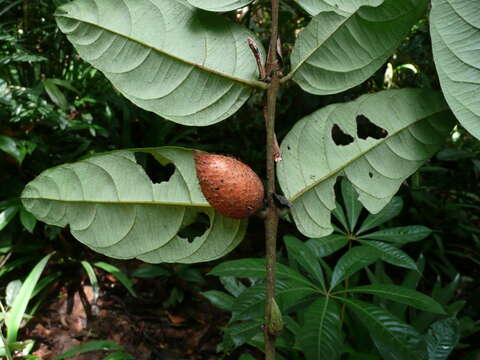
186 0 254 12
285 0 427 95
277 89 455 238
55 0 266 126
430 0 480 140
21 147 247 264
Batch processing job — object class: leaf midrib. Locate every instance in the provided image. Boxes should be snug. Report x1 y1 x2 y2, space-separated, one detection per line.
21 197 211 207
55 11 268 90
288 108 447 202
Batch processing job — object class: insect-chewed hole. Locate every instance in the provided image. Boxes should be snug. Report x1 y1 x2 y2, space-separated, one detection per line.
135 153 175 184
356 115 388 140
178 213 211 244
332 124 354 146
369 172 373 178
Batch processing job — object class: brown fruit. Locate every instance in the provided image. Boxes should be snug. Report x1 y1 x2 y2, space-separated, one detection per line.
194 151 264 219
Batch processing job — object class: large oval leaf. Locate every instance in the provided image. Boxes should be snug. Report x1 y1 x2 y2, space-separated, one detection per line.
285 0 427 95
293 0 384 16
430 0 480 139
55 0 266 126
187 0 254 12
277 89 454 238
21 148 246 263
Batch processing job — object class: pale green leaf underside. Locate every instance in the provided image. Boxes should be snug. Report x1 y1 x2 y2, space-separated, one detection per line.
277 89 454 238
21 147 247 264
430 0 480 139
288 0 427 95
187 0 254 12
55 0 266 126
293 0 384 16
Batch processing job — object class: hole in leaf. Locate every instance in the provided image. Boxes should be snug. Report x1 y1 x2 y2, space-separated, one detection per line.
332 124 354 146
369 172 373 178
135 153 175 184
178 213 210 243
356 115 388 140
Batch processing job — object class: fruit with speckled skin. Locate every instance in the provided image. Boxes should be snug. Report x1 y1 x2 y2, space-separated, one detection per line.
194 151 264 219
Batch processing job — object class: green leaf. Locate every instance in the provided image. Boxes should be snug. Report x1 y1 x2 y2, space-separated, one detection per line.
285 235 326 290
231 280 317 322
130 265 170 278
341 178 363 232
277 89 454 238
21 147 247 264
0 136 22 164
330 245 380 290
299 297 343 360
81 261 100 303
93 262 137 297
0 205 19 232
223 320 262 348
340 298 427 360
306 234 349 258
201 290 235 312
0 256 37 279
433 274 461 305
176 265 204 283
360 226 432 243
426 318 460 360
53 341 124 360
31 271 62 299
6 254 51 343
49 78 80 94
19 209 36 234
293 0 384 15
102 352 134 360
332 202 349 232
358 240 417 270
357 197 403 234
6 280 22 307
55 0 266 126
284 315 301 336
187 0 254 12
220 276 247 297
390 254 425 319
209 258 318 289
285 0 427 95
42 79 68 110
338 284 445 314
430 0 480 139
239 355 256 360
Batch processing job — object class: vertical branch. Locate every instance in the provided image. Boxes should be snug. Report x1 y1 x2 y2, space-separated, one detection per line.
264 0 281 359
264 74 280 360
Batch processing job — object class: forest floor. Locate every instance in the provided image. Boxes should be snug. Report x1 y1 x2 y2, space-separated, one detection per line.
23 271 256 359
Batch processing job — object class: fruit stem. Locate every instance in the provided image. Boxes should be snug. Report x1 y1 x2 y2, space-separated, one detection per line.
264 0 281 358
